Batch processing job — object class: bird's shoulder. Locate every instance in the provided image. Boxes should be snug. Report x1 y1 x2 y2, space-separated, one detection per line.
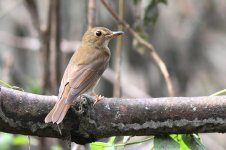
71 44 110 65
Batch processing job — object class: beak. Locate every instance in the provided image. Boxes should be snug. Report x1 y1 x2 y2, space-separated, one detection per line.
111 31 124 38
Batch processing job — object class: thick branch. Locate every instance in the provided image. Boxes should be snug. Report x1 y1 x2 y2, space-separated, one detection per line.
1 86 226 144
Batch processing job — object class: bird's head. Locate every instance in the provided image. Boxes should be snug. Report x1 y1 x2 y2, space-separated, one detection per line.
81 27 124 48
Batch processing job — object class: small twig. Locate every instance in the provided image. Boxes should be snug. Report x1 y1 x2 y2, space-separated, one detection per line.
0 31 79 52
103 68 150 97
1 52 13 83
49 0 62 94
0 0 24 20
211 89 226 96
0 80 13 88
113 0 124 97
28 136 31 150
0 31 40 50
24 0 40 32
87 0 96 29
115 137 154 147
25 0 50 94
101 0 174 96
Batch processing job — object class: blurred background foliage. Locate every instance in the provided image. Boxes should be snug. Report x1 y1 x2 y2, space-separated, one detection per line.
0 0 226 149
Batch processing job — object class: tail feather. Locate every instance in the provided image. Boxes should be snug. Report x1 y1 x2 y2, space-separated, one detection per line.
44 106 55 123
45 96 70 124
51 99 66 123
45 84 72 124
56 105 70 124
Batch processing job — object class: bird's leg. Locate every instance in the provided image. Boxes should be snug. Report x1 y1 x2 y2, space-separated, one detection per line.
91 91 104 105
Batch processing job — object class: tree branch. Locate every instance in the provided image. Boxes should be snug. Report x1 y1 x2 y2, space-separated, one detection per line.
0 31 79 52
24 0 40 32
1 86 226 145
113 0 124 97
87 0 96 29
49 0 62 94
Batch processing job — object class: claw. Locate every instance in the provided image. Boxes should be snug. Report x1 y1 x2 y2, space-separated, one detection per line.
93 95 104 105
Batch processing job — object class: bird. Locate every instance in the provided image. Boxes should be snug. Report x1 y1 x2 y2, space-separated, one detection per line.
44 27 124 124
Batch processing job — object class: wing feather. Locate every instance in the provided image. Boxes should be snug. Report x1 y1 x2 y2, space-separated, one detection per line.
65 58 108 104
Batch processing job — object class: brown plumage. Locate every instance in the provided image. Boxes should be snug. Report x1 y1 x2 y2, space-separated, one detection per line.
45 27 123 124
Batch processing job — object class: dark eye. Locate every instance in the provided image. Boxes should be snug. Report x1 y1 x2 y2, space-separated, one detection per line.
95 31 102 36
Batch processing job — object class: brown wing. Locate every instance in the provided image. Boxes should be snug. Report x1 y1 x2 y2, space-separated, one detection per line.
64 67 99 104
65 58 109 104
58 65 69 99
57 61 98 100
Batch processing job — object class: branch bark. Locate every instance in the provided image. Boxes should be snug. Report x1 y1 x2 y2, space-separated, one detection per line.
1 86 226 144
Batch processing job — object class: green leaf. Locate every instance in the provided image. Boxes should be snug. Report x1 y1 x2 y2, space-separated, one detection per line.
132 26 150 55
182 134 206 150
0 80 23 91
144 0 167 26
133 0 140 5
0 80 13 88
170 134 190 150
0 133 14 150
144 0 158 26
30 82 42 94
90 142 115 150
122 136 131 143
211 89 226 96
50 145 63 150
159 0 167 4
12 135 29 145
154 135 180 150
108 136 116 144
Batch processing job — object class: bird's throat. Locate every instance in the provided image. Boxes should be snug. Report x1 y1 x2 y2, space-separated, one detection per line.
103 40 110 49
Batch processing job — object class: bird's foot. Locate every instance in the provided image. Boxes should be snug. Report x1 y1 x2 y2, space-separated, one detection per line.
93 95 104 105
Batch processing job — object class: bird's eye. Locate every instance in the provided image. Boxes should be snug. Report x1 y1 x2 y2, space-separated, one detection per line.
95 31 102 37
